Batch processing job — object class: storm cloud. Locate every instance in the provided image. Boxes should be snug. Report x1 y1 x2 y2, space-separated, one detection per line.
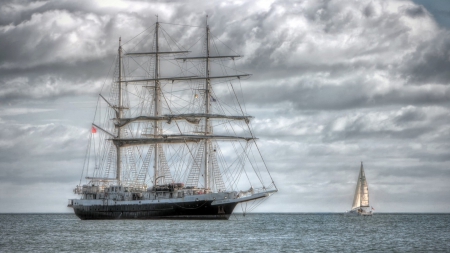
0 0 449 213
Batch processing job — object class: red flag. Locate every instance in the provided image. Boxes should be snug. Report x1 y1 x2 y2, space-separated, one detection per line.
91 126 97 133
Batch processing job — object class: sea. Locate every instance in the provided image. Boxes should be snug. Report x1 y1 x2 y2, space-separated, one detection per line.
0 213 449 252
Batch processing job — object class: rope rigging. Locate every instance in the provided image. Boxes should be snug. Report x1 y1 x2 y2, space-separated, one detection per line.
76 20 276 218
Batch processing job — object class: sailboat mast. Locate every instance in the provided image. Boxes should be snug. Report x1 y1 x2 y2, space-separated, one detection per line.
154 19 161 186
359 162 363 210
204 16 211 189
117 37 123 185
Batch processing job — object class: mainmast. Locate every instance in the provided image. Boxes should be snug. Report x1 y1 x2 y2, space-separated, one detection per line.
204 16 211 189
117 37 123 185
154 18 161 186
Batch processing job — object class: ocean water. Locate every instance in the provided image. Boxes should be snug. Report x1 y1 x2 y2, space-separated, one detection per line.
0 213 449 252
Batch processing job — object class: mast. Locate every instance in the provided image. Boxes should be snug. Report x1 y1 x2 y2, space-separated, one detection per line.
154 18 161 186
366 164 369 208
204 15 210 189
360 162 363 210
117 37 123 185
114 19 254 190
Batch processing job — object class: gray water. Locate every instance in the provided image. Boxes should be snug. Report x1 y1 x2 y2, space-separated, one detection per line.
0 213 449 252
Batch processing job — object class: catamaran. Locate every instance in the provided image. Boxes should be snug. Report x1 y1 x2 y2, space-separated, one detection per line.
347 162 373 216
67 17 277 220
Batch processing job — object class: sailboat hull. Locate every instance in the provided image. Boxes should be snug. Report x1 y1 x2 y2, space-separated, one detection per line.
345 212 373 216
345 209 373 216
72 200 238 220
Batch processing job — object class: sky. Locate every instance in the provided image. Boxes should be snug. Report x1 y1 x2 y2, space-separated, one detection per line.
0 0 449 213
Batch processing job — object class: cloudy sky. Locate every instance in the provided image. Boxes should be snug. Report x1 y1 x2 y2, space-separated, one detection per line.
1 0 449 213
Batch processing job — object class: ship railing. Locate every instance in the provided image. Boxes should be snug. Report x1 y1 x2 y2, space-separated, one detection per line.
253 186 271 194
73 186 83 194
75 184 108 194
130 186 147 192
101 182 147 193
237 186 275 198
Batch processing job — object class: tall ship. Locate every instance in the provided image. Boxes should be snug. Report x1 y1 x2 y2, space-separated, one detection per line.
347 162 373 216
68 17 277 220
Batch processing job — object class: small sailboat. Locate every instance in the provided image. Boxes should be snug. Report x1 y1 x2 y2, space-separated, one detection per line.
347 162 373 216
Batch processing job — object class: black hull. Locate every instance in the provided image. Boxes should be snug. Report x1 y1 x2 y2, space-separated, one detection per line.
72 200 238 220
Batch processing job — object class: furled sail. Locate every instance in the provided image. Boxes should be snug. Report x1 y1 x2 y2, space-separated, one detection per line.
351 162 370 209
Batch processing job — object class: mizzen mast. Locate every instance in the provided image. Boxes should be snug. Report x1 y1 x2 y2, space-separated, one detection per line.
116 37 123 185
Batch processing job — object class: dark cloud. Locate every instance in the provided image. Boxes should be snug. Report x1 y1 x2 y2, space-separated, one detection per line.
240 79 450 111
363 3 375 18
401 32 450 85
0 122 87 162
403 5 427 18
394 106 426 124
0 58 114 104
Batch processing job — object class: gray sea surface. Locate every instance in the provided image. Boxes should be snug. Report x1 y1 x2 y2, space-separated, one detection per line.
0 213 449 252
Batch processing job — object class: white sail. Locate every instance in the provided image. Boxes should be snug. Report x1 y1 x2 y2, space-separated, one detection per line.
351 174 361 210
351 162 370 210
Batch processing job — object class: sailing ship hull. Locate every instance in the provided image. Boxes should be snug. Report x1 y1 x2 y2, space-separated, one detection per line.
72 201 238 220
